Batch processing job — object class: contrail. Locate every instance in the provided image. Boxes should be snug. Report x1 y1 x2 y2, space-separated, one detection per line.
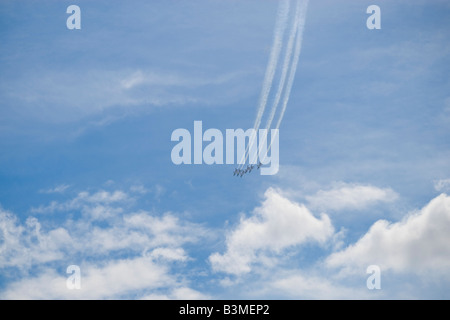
263 0 303 133
275 0 308 130
262 0 309 164
252 0 290 133
238 0 291 169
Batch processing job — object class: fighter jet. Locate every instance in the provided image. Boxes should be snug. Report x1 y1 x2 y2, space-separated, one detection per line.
234 164 257 177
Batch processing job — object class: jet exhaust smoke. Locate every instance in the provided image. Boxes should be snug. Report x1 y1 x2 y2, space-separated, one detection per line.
236 0 309 174
238 0 290 169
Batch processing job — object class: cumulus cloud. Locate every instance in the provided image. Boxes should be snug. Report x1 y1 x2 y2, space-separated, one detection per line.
0 187 210 299
1 257 172 299
305 183 398 211
1 208 206 268
3 183 450 299
207 187 450 299
327 193 450 275
209 188 334 275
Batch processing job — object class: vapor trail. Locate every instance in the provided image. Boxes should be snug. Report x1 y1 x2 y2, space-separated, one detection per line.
263 0 309 163
252 0 290 133
238 0 290 169
263 0 303 132
275 0 308 131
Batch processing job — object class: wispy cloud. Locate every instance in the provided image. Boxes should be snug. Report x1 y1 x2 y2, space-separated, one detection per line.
305 183 398 211
30 190 131 216
1 68 255 126
434 178 450 192
0 211 71 269
39 184 70 194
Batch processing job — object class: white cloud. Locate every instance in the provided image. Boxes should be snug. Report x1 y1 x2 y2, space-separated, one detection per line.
1 257 170 299
121 71 146 89
4 70 195 121
30 189 131 215
3 205 200 269
4 183 450 299
153 184 166 200
67 211 206 256
2 68 254 125
268 272 372 300
170 287 211 300
39 184 70 194
129 184 165 199
129 184 149 194
434 179 450 192
0 187 210 299
209 188 334 275
140 287 211 300
120 70 243 90
305 183 398 211
207 187 450 298
0 211 72 269
149 248 188 262
83 190 129 203
1 257 210 300
76 257 170 299
327 193 450 275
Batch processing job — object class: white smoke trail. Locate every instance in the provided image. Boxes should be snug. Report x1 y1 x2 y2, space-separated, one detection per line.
275 0 308 131
262 0 309 164
238 0 290 169
252 0 291 133
263 0 303 133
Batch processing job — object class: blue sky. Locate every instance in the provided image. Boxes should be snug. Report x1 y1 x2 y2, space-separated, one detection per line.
0 0 449 299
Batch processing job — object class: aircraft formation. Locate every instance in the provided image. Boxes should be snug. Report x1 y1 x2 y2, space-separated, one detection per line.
233 162 262 177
